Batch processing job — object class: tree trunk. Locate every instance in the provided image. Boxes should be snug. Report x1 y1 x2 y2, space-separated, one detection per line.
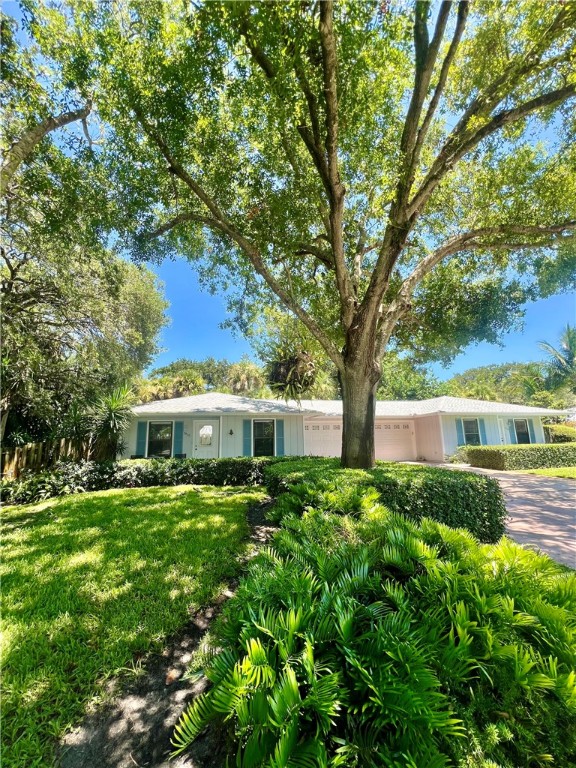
340 359 381 469
0 407 8 443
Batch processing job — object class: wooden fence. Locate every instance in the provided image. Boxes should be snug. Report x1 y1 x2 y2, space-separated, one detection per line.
1 438 91 480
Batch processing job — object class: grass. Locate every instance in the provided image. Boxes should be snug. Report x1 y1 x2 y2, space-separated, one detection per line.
518 466 576 479
1 484 264 768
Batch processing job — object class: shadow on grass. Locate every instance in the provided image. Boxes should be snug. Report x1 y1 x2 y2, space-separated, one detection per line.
1 485 263 768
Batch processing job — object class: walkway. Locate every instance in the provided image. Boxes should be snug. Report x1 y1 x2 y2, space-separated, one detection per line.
452 466 575 568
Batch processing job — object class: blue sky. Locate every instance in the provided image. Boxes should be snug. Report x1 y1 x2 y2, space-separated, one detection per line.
7 0 574 382
150 257 575 380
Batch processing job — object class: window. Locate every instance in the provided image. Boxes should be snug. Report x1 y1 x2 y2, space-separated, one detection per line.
199 425 213 445
514 419 531 444
148 422 172 457
463 418 481 446
253 420 275 456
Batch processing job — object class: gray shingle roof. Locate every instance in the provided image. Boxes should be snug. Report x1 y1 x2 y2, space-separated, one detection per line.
132 392 566 418
298 395 566 418
132 392 309 416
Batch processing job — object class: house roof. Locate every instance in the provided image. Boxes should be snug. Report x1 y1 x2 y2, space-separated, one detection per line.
298 395 567 418
131 392 308 416
132 392 566 418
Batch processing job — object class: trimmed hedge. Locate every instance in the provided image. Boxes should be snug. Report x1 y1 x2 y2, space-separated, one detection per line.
0 457 277 506
2 455 507 544
264 457 507 543
544 424 576 443
467 443 576 471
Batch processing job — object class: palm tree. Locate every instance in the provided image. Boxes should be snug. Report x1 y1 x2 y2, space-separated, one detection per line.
539 325 576 394
91 385 135 461
226 360 265 396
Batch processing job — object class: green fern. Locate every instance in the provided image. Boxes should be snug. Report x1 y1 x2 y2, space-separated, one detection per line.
172 507 576 767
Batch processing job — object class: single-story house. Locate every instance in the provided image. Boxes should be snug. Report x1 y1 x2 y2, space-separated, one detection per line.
121 393 565 463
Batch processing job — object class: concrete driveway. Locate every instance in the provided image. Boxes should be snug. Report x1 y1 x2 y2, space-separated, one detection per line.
452 466 576 568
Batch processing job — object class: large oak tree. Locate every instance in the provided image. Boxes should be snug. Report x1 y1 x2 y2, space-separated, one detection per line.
25 0 576 466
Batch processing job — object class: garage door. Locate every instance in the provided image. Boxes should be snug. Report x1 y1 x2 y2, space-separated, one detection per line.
304 422 341 457
304 420 416 461
375 421 415 461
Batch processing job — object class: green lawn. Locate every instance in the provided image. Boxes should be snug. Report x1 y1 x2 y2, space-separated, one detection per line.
1 485 264 768
519 466 576 479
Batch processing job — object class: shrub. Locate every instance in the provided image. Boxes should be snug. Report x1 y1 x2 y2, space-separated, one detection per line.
544 423 576 443
467 443 576 471
0 457 276 505
446 446 470 463
173 509 576 768
264 458 507 543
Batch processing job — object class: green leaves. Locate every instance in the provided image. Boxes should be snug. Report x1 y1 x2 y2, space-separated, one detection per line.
171 488 576 766
20 0 576 376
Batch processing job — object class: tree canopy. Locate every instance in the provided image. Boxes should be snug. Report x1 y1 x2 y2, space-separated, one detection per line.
1 9 169 444
14 0 576 465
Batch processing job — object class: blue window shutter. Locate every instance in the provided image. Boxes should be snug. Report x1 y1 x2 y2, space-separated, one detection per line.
527 419 536 444
174 421 184 455
136 422 147 456
455 418 465 446
276 419 285 456
508 419 517 444
478 418 487 445
242 420 252 456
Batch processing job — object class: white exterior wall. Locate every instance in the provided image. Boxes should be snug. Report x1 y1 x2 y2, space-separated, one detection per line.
121 419 138 458
441 414 545 457
122 414 304 459
414 414 444 462
532 418 546 443
121 416 197 459
282 415 305 456
220 415 304 457
121 411 547 461
441 415 499 457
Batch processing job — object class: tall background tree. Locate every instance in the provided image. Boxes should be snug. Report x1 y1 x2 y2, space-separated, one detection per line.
1 10 169 444
19 0 576 466
539 325 576 395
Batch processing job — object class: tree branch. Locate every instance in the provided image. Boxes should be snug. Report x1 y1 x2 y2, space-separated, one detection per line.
374 221 575 355
400 1 451 170
1 102 92 196
294 242 335 269
407 4 576 219
413 1 469 168
408 84 576 218
360 3 456 331
132 104 344 368
455 5 574 135
319 0 355 330
236 8 330 193
401 221 576 296
147 212 220 238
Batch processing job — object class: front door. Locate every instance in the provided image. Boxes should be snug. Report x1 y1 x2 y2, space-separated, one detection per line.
192 419 220 459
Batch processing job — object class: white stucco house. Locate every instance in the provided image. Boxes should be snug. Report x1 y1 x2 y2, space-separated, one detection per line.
121 393 565 462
